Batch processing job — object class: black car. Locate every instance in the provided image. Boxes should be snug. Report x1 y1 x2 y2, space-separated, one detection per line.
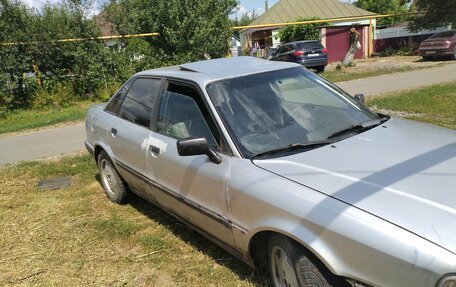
269 40 328 72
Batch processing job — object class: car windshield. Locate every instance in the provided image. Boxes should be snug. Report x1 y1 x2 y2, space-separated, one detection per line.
206 67 381 158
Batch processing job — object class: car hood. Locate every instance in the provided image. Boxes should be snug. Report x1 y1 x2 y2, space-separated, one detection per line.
253 118 456 254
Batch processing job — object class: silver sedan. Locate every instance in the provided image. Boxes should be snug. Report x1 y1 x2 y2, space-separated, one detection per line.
85 57 456 287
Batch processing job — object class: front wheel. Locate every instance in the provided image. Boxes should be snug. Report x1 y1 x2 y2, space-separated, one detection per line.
268 235 334 287
98 151 129 204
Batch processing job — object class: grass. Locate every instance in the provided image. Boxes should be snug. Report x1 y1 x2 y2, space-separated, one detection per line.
367 81 456 130
0 101 92 135
0 155 264 286
321 65 425 83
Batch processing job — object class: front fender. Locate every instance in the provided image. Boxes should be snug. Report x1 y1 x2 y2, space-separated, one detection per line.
228 158 455 287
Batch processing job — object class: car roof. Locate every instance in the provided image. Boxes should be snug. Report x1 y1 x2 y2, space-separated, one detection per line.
284 40 321 45
135 56 300 85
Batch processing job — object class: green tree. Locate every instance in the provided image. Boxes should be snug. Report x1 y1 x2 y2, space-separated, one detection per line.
354 0 408 26
106 0 238 65
276 17 326 43
408 0 456 31
32 2 108 97
231 10 258 39
0 0 36 110
0 0 109 114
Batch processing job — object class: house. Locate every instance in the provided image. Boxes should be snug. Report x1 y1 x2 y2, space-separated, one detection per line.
240 0 376 62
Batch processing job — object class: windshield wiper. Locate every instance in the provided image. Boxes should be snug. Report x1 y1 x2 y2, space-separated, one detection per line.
252 140 334 159
327 119 382 140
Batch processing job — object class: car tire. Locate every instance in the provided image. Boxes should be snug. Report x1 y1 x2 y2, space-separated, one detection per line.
422 56 432 61
268 234 334 287
98 151 129 204
315 66 325 73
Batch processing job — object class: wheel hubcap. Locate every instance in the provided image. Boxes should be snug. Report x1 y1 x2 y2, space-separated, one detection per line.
271 245 299 287
101 159 118 195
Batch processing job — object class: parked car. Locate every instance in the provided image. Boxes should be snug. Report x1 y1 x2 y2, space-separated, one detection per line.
419 30 456 60
269 40 328 72
85 57 456 287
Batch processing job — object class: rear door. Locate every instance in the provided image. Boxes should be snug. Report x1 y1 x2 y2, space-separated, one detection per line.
145 79 236 247
108 77 163 192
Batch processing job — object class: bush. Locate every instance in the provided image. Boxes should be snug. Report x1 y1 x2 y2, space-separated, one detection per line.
31 82 75 109
276 17 327 43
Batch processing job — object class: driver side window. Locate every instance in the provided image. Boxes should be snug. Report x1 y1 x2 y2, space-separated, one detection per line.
156 83 219 150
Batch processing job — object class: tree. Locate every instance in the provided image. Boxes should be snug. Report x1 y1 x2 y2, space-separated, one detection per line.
408 0 456 31
0 0 36 111
0 0 109 113
231 10 258 39
106 0 238 65
354 0 408 26
276 17 326 43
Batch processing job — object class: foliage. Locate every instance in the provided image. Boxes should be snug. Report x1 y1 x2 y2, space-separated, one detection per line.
231 10 258 39
275 17 326 43
380 46 413 57
0 0 109 114
408 0 456 31
106 0 238 64
0 0 239 118
354 0 409 26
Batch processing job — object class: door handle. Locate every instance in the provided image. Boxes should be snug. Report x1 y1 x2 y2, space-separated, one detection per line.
111 128 117 135
149 145 160 154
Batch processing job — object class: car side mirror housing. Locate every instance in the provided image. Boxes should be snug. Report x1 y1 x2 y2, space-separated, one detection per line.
177 137 222 164
354 93 365 104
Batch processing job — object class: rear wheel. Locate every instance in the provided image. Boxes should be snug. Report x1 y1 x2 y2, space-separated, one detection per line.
315 66 325 73
268 235 334 287
98 151 129 204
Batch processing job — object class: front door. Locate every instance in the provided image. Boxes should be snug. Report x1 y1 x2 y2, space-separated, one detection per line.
146 80 235 247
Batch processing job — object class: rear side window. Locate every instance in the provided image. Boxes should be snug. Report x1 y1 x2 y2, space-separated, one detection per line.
296 41 323 51
119 78 161 128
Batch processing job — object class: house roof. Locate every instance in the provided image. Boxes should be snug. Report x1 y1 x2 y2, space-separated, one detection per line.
250 0 375 26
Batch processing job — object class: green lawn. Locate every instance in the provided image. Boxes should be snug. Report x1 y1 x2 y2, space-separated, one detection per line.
0 101 92 134
367 81 456 130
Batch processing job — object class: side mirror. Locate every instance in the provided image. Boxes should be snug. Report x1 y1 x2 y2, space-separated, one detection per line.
354 93 365 104
177 137 222 164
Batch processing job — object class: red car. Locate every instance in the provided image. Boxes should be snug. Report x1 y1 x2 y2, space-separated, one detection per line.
419 30 456 60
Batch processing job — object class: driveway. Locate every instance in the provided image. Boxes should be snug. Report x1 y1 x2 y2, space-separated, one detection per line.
1 61 455 166
0 122 85 166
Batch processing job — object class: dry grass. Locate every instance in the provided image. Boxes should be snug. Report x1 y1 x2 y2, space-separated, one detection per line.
0 155 265 286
